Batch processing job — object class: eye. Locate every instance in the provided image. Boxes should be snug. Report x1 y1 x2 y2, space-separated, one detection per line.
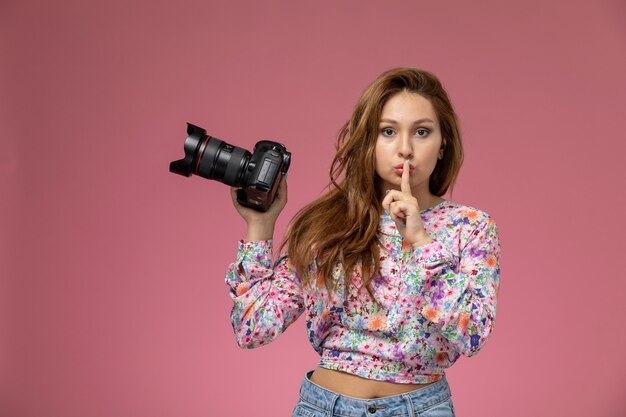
381 128 395 137
415 128 430 137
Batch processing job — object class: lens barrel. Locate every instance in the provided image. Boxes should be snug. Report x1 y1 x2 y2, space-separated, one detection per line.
169 123 251 187
197 138 250 186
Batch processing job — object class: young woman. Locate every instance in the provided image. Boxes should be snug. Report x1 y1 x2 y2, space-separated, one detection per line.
225 67 501 417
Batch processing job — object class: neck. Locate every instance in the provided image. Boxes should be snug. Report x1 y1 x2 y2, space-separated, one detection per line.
413 188 445 211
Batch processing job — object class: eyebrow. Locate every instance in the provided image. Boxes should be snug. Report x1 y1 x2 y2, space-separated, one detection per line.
379 118 436 125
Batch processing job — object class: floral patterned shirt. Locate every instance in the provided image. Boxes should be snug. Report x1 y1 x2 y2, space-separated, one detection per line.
225 199 501 384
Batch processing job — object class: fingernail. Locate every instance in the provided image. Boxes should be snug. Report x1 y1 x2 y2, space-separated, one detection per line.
284 173 288 180
407 160 412 167
385 189 390 195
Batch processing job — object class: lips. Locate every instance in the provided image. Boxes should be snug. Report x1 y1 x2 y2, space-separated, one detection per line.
394 163 414 174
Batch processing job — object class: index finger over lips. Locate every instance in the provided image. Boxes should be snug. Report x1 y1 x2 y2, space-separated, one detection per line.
401 159 412 195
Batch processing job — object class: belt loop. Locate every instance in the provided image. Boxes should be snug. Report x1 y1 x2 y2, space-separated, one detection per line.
402 393 415 416
327 393 339 417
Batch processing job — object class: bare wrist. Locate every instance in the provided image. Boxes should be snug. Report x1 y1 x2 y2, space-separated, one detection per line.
245 222 276 242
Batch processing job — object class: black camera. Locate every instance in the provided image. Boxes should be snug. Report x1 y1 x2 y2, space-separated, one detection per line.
169 123 291 212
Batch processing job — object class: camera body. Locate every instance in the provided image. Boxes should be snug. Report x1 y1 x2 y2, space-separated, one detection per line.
170 123 291 212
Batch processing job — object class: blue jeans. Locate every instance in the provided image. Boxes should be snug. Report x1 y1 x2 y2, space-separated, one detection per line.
292 371 456 417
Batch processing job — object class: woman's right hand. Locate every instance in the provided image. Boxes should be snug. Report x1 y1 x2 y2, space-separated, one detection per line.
230 175 288 241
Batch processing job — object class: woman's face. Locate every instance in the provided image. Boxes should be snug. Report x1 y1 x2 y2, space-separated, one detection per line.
374 91 443 197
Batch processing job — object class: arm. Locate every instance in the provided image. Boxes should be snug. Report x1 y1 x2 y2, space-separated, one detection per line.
224 176 303 348
225 240 305 348
406 216 501 356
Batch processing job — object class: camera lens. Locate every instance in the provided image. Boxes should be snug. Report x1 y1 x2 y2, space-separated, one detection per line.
197 138 250 186
170 123 251 187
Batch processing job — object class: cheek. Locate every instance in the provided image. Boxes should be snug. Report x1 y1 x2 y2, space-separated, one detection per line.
413 149 440 178
417 142 441 163
373 159 384 178
374 142 386 171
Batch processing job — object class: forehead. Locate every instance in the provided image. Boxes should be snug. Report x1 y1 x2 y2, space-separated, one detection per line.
380 91 438 122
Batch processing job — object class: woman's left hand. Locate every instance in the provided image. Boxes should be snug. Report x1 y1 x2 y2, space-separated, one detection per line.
381 160 433 248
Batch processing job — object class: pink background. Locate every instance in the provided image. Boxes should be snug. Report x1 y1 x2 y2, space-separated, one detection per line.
2 0 625 416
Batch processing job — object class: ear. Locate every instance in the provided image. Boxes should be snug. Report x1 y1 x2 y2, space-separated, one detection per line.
438 138 446 160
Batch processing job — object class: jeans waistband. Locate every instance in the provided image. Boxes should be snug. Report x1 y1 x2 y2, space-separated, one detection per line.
298 370 451 416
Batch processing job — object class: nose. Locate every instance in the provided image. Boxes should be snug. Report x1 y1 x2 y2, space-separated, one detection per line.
397 133 413 159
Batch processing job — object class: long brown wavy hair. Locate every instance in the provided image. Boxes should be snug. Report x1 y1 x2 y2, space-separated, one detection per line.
280 67 464 296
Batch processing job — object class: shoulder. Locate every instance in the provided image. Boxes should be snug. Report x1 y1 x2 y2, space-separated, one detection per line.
436 200 495 224
435 200 498 243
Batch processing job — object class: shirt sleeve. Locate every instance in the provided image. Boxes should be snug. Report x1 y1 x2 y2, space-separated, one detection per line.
406 217 501 356
224 239 305 349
